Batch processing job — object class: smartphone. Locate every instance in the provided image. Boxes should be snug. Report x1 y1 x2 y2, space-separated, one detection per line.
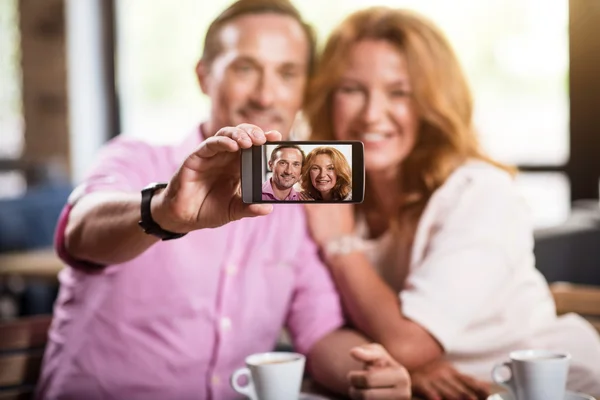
241 141 364 203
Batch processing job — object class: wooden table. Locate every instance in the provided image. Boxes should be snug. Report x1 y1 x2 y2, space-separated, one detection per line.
0 247 63 280
304 379 599 399
303 379 507 399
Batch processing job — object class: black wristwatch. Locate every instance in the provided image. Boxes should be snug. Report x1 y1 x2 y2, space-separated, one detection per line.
138 182 187 241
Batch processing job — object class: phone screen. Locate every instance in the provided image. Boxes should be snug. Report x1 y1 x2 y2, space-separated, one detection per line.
242 141 364 203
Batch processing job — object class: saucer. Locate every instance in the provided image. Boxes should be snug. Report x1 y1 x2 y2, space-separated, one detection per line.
299 393 332 400
487 391 596 400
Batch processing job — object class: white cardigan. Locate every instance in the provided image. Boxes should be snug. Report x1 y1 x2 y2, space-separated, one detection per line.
358 160 600 393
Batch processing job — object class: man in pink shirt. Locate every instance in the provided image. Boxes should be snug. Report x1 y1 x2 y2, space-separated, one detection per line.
262 144 304 201
36 1 410 399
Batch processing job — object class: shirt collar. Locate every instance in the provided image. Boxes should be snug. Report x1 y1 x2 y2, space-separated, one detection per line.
262 178 276 197
173 123 205 163
263 178 299 200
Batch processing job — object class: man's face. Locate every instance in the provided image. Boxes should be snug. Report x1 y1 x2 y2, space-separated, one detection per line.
198 13 309 138
269 148 303 190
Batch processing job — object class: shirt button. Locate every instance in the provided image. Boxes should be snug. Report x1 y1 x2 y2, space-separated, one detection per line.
220 317 232 331
226 264 238 276
211 374 220 385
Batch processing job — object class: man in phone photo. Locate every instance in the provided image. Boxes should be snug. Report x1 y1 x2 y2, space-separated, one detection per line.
36 0 411 399
261 144 305 201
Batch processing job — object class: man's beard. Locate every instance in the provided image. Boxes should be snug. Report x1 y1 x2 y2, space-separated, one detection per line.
275 174 297 189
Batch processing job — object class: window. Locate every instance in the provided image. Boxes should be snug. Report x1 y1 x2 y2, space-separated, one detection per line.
0 0 26 198
0 0 23 158
116 0 569 227
115 0 219 144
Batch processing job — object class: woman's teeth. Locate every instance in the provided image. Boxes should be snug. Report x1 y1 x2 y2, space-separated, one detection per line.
361 133 388 143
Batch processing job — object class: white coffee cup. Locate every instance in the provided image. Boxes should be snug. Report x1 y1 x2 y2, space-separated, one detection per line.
230 352 306 400
492 349 571 400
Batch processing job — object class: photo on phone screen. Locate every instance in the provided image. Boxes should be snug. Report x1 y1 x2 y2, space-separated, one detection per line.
242 141 364 204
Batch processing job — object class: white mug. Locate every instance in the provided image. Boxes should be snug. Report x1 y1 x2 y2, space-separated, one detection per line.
492 349 571 400
230 352 305 400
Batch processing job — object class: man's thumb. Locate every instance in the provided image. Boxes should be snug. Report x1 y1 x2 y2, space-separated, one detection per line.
230 199 273 221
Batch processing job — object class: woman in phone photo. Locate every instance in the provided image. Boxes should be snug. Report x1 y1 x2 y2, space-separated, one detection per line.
299 146 352 201
303 6 600 398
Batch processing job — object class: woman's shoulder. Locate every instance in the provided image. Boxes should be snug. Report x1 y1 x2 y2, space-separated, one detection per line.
436 160 516 200
424 159 528 222
418 160 533 251
450 159 513 185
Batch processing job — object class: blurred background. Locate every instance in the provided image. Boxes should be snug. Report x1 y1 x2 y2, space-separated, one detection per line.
1 0 600 319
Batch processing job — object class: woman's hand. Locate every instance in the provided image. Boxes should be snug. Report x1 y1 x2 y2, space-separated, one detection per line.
303 203 355 248
411 359 490 400
348 343 411 400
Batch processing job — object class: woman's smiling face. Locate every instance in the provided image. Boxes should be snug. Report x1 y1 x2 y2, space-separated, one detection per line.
309 154 337 195
332 39 419 173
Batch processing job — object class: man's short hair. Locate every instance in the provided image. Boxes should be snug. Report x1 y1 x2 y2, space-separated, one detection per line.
201 0 317 76
269 144 305 165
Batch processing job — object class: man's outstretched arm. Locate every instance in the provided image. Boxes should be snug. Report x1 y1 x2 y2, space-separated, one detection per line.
64 124 278 266
64 191 158 265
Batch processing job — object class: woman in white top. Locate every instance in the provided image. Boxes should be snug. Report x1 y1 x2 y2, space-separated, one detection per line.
304 7 600 399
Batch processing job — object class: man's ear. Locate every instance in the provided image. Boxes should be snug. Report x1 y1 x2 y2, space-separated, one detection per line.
268 160 273 171
196 60 210 95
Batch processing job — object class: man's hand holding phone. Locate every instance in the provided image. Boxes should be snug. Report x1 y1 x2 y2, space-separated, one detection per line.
151 124 279 234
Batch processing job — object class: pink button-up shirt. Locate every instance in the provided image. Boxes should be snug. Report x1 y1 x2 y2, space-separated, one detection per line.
261 178 300 201
37 128 344 400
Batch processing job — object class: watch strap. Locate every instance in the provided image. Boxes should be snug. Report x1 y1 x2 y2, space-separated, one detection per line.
138 183 187 241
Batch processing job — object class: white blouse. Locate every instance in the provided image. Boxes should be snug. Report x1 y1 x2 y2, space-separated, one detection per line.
357 160 600 393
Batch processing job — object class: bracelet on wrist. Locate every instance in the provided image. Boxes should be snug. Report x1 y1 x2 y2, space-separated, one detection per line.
322 235 366 259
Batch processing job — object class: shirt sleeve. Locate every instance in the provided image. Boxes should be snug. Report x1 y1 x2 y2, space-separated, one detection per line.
53 137 160 270
77 137 160 194
285 214 345 355
400 170 535 352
